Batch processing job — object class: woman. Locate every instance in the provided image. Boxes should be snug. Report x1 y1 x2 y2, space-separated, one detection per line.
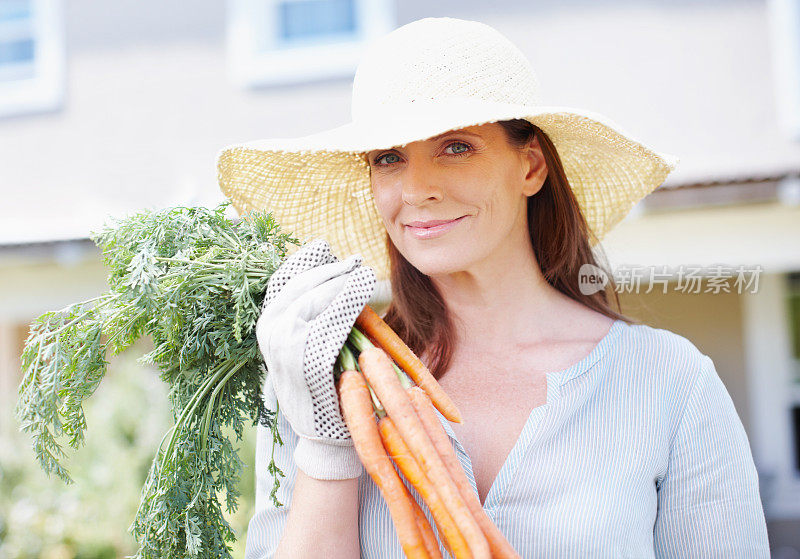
217 17 770 558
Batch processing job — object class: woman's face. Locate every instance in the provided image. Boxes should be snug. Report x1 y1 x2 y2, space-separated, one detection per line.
366 122 547 278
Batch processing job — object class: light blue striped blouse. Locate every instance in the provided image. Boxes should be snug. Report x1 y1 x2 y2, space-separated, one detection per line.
245 319 771 558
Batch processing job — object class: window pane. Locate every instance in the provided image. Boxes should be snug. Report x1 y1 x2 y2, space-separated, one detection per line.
0 38 34 65
278 0 357 42
0 0 32 22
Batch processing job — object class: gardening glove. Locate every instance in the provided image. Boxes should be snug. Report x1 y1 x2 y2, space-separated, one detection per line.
256 238 376 480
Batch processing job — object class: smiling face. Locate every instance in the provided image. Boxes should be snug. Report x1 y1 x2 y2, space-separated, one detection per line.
366 122 548 278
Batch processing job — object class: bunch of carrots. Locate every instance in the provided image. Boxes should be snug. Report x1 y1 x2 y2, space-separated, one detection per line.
338 306 522 559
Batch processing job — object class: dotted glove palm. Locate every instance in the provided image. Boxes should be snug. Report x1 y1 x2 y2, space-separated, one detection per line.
256 239 376 480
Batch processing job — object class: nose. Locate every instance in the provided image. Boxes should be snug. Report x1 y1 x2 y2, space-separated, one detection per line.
401 160 443 206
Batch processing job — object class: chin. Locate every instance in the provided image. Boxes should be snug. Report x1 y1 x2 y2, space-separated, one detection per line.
410 259 464 278
399 243 479 278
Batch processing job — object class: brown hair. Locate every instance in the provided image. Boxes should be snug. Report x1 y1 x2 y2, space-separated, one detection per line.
379 119 635 380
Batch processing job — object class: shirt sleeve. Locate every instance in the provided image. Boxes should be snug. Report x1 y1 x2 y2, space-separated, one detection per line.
244 380 298 559
653 354 770 558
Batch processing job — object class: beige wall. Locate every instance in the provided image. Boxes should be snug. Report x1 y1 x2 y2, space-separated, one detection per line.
0 322 36 439
618 287 751 435
0 258 108 321
0 254 109 438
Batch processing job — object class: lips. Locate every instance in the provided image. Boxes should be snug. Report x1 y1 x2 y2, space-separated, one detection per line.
406 218 463 228
403 215 468 240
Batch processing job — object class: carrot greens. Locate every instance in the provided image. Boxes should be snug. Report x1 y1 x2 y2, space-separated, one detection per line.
15 202 297 558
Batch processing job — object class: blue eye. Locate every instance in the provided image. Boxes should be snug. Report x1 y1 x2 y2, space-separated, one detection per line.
373 152 400 166
444 141 472 156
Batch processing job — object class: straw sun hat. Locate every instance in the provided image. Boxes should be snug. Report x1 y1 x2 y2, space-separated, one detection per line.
217 16 678 281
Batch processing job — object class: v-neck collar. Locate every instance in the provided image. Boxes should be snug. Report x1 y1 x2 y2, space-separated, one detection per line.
432 318 626 510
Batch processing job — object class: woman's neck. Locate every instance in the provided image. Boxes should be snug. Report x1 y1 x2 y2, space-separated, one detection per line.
429 230 566 351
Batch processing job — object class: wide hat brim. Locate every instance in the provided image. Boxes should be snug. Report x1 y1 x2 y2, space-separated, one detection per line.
216 98 679 281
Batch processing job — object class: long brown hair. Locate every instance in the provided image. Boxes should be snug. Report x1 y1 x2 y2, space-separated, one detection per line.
380 119 634 380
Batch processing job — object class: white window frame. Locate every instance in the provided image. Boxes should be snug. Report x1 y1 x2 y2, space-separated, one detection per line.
767 0 800 140
226 0 394 88
0 0 65 119
743 272 800 519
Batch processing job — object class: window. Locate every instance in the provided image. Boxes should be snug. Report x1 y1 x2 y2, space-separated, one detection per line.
276 0 357 45
0 0 64 118
227 0 394 88
0 2 35 82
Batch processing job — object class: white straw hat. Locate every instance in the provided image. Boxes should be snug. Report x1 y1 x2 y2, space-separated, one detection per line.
217 16 679 281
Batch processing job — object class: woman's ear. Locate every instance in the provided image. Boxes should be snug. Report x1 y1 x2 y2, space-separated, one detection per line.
521 135 548 197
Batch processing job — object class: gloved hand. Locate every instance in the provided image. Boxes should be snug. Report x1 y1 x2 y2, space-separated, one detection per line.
256 238 376 480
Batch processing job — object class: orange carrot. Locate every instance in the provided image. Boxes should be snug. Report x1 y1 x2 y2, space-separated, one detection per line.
379 415 472 559
358 347 490 559
408 481 455 559
430 516 454 559
337 369 428 559
404 484 444 559
356 306 462 423
407 387 522 559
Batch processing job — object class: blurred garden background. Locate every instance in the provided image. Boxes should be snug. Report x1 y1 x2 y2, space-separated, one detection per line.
2 0 800 557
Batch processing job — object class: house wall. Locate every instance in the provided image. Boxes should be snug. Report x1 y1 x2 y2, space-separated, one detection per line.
3 0 800 244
